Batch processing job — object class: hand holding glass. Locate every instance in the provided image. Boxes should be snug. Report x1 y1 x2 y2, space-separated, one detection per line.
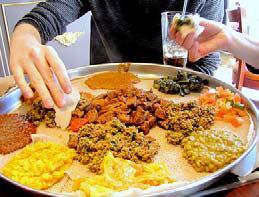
161 11 189 68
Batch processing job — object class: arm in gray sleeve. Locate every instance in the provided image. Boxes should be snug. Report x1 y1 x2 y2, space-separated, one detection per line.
187 0 224 75
17 0 90 44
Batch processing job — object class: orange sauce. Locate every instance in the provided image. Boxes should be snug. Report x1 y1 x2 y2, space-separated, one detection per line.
85 71 140 90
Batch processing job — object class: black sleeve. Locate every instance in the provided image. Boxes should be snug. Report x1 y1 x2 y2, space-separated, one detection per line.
17 0 90 44
187 0 225 75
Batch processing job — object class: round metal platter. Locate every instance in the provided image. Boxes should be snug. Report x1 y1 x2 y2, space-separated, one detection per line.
0 63 258 197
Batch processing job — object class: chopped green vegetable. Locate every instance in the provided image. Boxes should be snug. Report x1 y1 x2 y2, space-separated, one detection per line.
232 102 245 110
153 71 209 96
174 17 195 32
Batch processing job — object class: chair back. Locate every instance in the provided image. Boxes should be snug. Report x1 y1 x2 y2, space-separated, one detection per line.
227 6 259 91
227 6 247 33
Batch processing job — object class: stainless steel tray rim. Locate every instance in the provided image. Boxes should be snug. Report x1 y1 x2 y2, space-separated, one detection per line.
0 63 258 197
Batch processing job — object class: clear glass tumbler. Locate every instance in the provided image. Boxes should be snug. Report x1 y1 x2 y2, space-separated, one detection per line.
161 11 189 68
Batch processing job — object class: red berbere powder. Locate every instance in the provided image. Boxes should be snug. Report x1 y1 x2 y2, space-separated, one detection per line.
85 71 140 90
0 114 36 154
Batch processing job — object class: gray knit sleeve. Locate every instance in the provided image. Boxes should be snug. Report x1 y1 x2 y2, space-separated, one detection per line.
187 0 224 75
198 0 224 22
17 0 90 44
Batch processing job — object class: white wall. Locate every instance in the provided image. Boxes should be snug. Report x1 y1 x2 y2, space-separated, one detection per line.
228 0 259 40
245 0 259 40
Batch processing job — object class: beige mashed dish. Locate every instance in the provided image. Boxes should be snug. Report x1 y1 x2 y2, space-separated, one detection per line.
0 70 254 197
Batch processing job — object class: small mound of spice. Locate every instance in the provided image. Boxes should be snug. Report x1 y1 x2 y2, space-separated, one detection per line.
85 63 140 90
85 71 140 90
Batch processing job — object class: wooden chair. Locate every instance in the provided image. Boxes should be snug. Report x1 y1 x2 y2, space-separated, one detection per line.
227 6 259 90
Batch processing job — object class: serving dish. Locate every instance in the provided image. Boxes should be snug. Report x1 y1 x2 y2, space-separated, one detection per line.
0 63 258 197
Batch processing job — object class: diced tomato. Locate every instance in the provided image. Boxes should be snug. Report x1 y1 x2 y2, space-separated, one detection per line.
199 92 216 105
70 118 89 132
223 115 233 125
215 116 223 121
233 93 241 103
233 108 247 117
227 108 237 115
223 115 244 127
216 86 233 98
199 86 246 127
207 96 217 105
216 108 228 118
232 116 244 127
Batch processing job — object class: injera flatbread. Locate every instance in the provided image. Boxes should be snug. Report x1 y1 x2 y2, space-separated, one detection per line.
0 74 254 196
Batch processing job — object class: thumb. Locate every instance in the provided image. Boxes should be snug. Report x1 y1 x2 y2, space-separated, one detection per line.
188 36 222 62
188 42 201 62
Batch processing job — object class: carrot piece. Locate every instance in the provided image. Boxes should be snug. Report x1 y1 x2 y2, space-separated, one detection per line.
70 118 89 132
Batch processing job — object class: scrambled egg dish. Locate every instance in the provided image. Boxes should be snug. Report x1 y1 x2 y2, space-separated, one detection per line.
1 142 75 189
74 152 174 196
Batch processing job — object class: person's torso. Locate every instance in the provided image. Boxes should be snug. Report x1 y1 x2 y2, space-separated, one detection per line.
88 0 203 64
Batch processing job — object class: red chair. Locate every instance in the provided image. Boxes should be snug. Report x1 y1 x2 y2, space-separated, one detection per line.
227 6 259 90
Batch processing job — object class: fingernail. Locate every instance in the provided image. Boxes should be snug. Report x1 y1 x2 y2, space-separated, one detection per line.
65 85 72 94
24 91 33 98
59 98 66 108
44 99 54 108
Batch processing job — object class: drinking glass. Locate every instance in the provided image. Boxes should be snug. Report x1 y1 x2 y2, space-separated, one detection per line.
161 11 189 68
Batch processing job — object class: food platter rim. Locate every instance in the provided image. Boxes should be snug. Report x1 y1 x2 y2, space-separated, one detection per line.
0 62 257 196
0 172 70 197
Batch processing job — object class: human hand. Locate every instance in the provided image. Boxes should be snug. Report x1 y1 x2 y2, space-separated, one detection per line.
170 18 231 62
9 24 72 108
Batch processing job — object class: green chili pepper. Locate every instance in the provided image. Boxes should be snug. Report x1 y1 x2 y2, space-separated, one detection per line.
232 102 245 110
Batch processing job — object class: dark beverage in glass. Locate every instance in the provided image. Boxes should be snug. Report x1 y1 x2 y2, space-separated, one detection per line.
163 55 187 67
